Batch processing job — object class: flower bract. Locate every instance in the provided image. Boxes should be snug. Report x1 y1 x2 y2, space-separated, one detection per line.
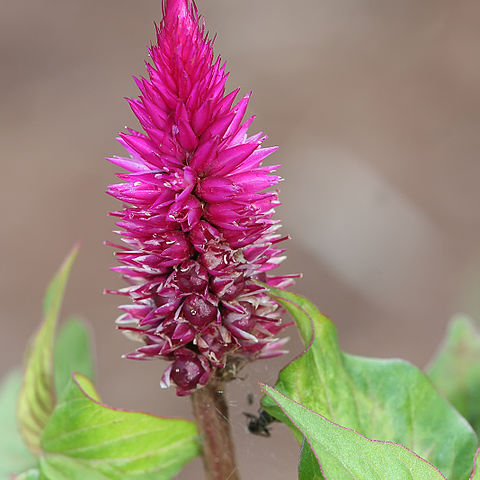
107 0 295 395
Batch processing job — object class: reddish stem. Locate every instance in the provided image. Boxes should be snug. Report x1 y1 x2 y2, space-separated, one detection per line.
191 379 240 480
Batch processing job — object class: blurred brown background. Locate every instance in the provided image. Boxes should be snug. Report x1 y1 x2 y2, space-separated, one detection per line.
2 0 480 478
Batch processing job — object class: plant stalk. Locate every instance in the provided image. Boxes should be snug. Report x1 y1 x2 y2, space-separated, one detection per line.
191 379 240 480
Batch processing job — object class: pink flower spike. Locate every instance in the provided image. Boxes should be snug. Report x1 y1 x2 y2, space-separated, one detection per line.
106 0 294 395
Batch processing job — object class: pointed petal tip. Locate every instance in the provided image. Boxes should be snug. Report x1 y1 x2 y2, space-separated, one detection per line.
163 0 197 27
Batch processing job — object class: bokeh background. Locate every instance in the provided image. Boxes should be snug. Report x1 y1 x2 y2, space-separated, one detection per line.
2 0 480 478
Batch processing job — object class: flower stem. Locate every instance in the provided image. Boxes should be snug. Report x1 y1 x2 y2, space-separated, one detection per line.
191 379 240 480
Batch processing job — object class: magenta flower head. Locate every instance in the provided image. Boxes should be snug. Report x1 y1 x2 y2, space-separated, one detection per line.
106 0 296 396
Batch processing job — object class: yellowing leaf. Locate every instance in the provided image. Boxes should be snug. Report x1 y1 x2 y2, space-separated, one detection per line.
17 246 79 455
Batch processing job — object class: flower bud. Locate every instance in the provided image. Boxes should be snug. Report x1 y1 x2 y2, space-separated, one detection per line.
182 294 218 328
176 260 209 293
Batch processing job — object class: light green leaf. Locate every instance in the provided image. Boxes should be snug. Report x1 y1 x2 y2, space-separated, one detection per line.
39 373 200 480
54 317 95 398
17 246 79 456
264 385 447 480
14 469 40 480
428 315 480 435
39 455 114 480
471 449 480 480
262 287 478 480
0 370 36 478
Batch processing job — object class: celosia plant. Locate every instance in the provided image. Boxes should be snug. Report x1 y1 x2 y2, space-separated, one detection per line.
106 0 295 397
3 1 480 480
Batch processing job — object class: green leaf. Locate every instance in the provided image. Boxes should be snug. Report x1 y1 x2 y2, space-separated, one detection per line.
39 373 200 480
54 317 95 398
428 315 480 435
39 455 114 480
0 370 36 478
471 449 480 480
298 442 323 480
14 469 40 480
262 286 478 480
17 246 79 456
263 385 447 480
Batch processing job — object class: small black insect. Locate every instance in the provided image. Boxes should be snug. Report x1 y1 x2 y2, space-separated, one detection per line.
243 409 277 437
